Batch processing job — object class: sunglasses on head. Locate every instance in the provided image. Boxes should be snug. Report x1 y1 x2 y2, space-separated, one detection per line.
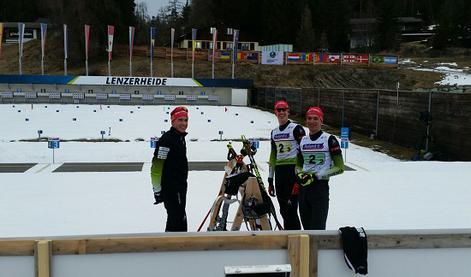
276 108 287 112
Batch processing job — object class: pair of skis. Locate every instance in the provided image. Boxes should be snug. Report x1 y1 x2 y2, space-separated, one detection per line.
197 136 283 232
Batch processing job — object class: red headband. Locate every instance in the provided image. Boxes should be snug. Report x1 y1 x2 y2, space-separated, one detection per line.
306 106 324 122
171 106 188 122
274 100 289 110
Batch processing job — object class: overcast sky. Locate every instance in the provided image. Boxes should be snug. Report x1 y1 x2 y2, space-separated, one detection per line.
136 0 182 17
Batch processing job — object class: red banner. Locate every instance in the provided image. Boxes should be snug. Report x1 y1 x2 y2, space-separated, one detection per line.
84 25 90 60
356 54 369 64
107 25 115 61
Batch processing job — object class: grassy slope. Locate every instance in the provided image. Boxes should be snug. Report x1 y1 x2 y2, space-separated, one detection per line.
0 40 444 90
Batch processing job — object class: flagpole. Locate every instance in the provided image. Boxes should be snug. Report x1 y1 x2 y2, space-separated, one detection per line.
84 25 89 76
129 56 132 77
149 27 155 77
150 55 153 77
129 26 134 77
170 28 174 78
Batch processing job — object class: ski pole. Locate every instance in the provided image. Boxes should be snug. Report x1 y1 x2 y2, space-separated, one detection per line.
197 207 212 232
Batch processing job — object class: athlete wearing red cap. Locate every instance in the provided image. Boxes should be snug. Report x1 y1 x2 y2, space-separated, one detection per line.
268 100 306 230
296 106 344 230
151 106 189 232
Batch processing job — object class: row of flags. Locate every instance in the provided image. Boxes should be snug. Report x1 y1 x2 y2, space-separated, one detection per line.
10 23 227 77
7 23 242 78
286 52 398 65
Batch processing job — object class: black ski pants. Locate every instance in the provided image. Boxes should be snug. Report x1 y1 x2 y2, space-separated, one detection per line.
299 181 329 230
275 165 301 230
163 187 188 232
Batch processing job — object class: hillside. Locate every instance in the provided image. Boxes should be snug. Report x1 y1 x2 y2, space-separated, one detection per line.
0 40 446 90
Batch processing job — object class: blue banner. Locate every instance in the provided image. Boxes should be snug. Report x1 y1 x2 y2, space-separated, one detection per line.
150 27 156 59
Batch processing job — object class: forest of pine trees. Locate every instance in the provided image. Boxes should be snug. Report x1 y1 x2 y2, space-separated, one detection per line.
0 0 469 59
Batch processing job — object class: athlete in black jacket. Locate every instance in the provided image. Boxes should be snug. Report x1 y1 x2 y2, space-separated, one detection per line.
151 106 189 232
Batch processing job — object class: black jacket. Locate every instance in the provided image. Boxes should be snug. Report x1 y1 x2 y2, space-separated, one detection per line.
152 127 188 191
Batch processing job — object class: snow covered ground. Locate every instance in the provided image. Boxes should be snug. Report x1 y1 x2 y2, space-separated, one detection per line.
414 66 471 86
399 58 471 86
1 104 470 238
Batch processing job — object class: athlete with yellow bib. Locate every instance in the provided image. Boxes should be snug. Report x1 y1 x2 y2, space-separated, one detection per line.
268 100 306 230
296 107 345 230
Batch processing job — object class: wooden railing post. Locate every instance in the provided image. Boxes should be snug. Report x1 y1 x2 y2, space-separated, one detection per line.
288 234 310 277
35 240 52 277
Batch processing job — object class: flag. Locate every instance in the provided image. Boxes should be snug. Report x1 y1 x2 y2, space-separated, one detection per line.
63 24 68 59
370 55 384 64
84 24 90 60
191 28 197 78
315 52 329 63
384 56 398 65
212 28 217 58
342 54 357 64
232 29 239 62
40 23 47 60
129 26 135 59
191 28 197 61
220 51 231 60
18 23 25 58
287 53 302 62
328 54 341 64
107 25 114 61
0 23 4 55
306 53 314 62
237 51 259 62
150 27 156 59
356 54 369 64
191 28 197 49
170 28 175 49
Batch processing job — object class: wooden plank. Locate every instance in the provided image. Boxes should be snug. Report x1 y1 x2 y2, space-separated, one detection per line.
288 235 310 277
309 236 319 277
0 240 35 256
51 234 289 255
299 235 310 277
35 240 51 277
316 233 471 249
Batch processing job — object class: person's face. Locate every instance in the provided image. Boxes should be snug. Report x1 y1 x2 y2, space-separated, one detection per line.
172 117 188 133
306 114 322 133
275 108 289 124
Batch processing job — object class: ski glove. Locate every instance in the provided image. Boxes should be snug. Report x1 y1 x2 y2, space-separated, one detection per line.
297 172 316 186
268 178 275 197
291 182 300 196
153 191 163 205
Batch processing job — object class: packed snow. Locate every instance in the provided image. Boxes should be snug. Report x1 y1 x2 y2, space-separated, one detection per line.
1 104 470 238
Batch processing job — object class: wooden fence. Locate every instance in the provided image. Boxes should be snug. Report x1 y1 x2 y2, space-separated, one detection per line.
2 230 471 277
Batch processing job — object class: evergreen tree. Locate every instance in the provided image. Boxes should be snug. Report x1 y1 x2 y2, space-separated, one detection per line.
374 0 399 51
295 5 316 51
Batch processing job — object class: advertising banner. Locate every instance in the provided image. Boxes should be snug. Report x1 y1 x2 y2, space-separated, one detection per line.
261 51 284 65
